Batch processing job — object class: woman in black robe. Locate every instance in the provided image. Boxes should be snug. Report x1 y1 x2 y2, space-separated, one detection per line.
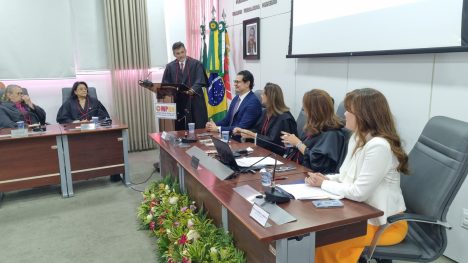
281 89 348 174
233 83 297 155
56 81 110 124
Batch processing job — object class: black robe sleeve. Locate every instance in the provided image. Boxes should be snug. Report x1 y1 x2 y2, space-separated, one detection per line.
56 97 109 124
0 105 17 128
253 111 298 155
187 58 208 128
161 62 173 84
89 97 110 120
302 130 347 174
29 104 46 125
56 99 75 124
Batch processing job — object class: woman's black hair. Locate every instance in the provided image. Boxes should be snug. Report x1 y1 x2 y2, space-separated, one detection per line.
71 81 88 100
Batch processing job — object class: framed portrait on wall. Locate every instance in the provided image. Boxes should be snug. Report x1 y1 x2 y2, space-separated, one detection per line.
243 17 260 60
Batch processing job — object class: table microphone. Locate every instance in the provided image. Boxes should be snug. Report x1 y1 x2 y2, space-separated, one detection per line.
79 104 112 126
264 156 292 204
177 113 197 143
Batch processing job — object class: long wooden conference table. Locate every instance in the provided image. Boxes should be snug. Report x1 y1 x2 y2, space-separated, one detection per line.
150 130 382 263
0 121 129 198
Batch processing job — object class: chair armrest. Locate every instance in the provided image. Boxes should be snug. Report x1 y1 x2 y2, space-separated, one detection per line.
365 213 451 262
387 213 451 229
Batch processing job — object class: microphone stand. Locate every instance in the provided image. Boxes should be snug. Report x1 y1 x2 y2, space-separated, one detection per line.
234 152 275 176
240 131 290 155
264 155 292 204
177 114 197 143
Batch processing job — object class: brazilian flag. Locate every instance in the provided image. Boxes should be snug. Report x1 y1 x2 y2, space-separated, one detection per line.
204 73 228 121
202 18 229 121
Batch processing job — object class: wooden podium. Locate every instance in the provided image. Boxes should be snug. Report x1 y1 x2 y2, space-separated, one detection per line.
139 80 192 132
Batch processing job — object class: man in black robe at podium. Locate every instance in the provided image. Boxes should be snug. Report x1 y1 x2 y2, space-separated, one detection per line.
161 42 208 130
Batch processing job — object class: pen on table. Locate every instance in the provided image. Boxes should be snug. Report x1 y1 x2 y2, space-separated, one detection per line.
275 177 288 181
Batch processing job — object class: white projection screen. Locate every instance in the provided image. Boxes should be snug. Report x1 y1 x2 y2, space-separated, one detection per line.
0 0 75 79
288 0 468 57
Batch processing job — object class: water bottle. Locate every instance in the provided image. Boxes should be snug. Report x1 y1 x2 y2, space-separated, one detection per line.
260 168 272 187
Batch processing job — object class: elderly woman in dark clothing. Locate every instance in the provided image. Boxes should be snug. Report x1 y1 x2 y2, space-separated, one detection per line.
233 82 297 155
281 89 348 174
0 84 46 128
56 81 110 124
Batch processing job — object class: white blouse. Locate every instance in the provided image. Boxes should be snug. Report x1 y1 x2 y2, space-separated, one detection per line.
321 134 406 226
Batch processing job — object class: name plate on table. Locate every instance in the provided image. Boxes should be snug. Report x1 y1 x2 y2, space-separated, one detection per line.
155 103 177 120
10 128 28 138
250 204 270 227
191 156 200 169
80 123 96 130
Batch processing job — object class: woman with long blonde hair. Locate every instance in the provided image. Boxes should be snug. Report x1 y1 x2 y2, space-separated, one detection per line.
307 88 409 263
234 82 297 155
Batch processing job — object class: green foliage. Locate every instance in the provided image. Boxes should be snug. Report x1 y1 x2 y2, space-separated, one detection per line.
137 178 245 263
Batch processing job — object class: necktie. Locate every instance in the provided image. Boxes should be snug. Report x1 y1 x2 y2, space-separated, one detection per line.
179 61 184 72
229 98 241 125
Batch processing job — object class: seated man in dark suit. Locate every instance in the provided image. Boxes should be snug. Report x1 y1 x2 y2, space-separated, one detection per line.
205 70 262 134
0 84 46 128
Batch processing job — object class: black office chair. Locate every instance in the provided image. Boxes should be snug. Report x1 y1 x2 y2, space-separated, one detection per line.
363 116 468 263
253 89 265 109
336 100 345 124
62 87 98 103
296 108 306 138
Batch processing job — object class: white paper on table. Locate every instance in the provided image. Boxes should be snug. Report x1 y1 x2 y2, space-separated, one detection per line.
277 183 343 200
235 157 283 167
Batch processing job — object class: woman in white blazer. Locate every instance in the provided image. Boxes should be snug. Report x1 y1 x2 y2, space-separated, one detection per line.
307 88 409 263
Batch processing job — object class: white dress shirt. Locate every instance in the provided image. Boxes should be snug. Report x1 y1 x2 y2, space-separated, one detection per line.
322 134 406 226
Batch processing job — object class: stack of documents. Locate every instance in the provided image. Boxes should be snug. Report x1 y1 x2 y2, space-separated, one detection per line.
277 183 343 200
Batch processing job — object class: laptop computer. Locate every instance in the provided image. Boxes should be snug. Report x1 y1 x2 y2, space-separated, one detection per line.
212 137 241 171
212 137 264 172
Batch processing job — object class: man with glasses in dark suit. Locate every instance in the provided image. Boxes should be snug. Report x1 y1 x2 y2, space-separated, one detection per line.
205 70 262 135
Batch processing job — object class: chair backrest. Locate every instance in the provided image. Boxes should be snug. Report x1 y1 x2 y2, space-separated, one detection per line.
62 87 98 103
405 116 468 221
336 100 345 124
391 116 468 260
296 108 306 138
253 89 264 108
368 116 468 262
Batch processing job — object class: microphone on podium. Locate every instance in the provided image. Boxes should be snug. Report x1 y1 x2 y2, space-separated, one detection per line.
138 72 153 87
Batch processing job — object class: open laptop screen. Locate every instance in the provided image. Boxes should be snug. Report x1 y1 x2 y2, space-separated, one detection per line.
212 137 239 171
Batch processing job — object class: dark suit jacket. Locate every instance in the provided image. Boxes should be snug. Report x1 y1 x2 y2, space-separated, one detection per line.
216 91 262 133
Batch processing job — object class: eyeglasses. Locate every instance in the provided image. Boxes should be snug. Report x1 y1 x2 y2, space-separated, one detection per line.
234 80 243 84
